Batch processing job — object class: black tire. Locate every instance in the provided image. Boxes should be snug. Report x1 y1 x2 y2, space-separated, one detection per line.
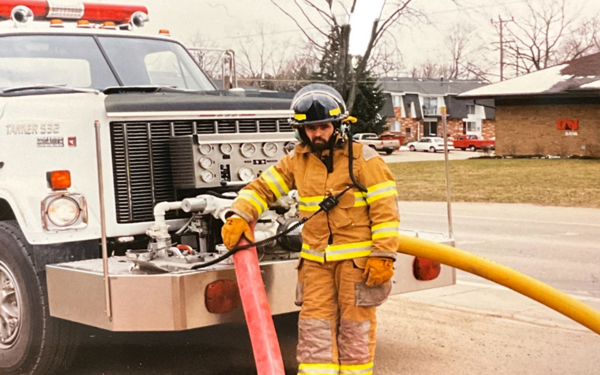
0 221 80 375
385 150 393 155
429 146 436 153
409 145 416 152
461 148 466 151
468 145 476 151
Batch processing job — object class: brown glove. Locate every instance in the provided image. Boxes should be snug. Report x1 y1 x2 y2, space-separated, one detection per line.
221 216 254 250
363 257 394 287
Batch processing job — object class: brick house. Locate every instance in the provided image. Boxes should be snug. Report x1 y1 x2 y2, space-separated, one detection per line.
379 77 496 143
459 52 600 157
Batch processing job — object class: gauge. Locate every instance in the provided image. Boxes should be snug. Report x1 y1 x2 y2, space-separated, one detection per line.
220 143 233 155
240 143 257 158
198 157 213 169
238 167 255 182
201 170 215 183
262 142 279 157
198 144 212 155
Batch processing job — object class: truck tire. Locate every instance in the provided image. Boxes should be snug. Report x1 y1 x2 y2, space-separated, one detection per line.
0 221 80 375
468 145 476 151
385 150 393 155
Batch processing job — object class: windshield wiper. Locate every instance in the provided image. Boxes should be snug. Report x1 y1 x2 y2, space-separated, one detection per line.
103 85 205 95
1 84 96 94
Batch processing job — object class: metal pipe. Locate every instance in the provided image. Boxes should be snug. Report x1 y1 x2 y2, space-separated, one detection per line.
397 234 600 335
94 120 112 321
441 108 454 239
234 224 285 375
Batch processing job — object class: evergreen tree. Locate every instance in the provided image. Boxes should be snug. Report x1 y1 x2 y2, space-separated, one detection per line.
311 31 389 135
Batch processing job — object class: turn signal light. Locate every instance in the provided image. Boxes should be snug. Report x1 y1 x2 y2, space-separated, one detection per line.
49 19 63 27
205 279 240 314
77 20 91 28
413 257 441 281
158 29 170 36
47 170 71 190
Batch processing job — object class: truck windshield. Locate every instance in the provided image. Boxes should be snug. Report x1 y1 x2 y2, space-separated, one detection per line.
0 35 214 91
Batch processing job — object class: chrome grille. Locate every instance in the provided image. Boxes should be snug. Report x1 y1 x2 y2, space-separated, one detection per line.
110 118 290 223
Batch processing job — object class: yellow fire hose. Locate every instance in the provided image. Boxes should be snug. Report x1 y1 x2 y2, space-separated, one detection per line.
398 234 600 335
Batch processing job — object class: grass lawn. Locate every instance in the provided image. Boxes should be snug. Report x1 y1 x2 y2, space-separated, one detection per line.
388 158 600 209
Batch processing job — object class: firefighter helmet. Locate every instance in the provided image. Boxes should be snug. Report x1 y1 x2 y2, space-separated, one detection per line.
289 84 347 127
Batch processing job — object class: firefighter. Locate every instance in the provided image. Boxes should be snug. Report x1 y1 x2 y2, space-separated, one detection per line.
222 83 399 375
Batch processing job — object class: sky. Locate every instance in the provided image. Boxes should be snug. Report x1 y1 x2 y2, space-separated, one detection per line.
106 0 600 79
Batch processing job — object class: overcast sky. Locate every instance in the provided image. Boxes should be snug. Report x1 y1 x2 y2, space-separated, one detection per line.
122 0 600 78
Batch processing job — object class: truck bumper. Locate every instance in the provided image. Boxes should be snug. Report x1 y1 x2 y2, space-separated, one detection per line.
47 233 455 332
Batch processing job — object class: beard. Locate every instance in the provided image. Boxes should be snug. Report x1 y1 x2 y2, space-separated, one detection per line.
310 137 329 152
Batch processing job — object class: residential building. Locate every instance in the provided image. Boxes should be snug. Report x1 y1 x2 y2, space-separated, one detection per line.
379 77 495 143
460 52 600 157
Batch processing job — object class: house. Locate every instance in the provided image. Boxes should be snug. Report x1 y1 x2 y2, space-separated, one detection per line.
459 52 600 157
379 77 496 143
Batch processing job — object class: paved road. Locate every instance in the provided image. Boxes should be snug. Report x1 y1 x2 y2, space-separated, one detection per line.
65 203 600 375
381 147 483 163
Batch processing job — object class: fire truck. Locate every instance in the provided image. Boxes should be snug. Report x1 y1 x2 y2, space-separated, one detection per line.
0 2 455 374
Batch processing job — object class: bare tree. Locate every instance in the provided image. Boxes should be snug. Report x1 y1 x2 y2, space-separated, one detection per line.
270 0 420 110
502 0 599 75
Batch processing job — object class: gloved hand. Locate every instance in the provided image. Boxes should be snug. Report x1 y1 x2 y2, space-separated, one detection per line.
363 257 394 287
221 215 254 250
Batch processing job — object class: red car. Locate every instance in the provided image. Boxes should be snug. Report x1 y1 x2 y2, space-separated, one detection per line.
453 134 495 151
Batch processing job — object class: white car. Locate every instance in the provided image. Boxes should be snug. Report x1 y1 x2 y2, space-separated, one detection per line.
407 137 455 152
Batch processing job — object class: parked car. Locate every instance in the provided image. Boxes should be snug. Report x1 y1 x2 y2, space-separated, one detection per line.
452 134 495 151
407 137 455 152
353 133 401 154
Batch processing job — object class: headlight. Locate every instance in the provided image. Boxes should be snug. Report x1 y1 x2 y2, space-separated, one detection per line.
41 193 88 231
47 196 80 227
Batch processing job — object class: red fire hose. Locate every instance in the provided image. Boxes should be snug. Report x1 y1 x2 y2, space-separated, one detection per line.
233 224 285 375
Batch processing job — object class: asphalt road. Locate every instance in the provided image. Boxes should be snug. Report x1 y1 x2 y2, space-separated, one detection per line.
64 203 600 375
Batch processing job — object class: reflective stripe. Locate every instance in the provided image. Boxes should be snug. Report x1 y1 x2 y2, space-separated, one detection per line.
354 192 367 207
299 193 367 212
301 244 326 262
262 166 290 199
340 362 374 375
298 363 340 374
302 241 373 262
237 190 267 215
366 181 397 204
299 195 325 212
295 113 307 120
371 221 400 240
326 241 372 261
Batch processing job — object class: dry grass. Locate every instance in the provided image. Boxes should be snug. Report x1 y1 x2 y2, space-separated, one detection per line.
388 159 600 208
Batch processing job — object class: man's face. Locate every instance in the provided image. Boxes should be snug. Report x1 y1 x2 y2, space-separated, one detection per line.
305 122 334 152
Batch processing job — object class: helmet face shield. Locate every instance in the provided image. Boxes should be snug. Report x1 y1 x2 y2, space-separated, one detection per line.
290 84 347 128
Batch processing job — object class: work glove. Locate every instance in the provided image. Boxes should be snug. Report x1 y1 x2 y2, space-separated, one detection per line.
363 257 394 287
221 215 254 250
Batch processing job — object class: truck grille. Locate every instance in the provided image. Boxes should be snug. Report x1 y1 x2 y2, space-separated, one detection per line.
110 118 292 223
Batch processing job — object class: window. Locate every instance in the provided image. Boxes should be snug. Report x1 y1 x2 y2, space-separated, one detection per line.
391 120 400 132
422 97 438 116
467 104 476 115
466 121 477 132
392 95 401 108
424 121 438 136
405 127 412 137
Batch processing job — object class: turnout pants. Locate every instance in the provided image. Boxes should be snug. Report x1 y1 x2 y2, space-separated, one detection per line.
295 258 392 375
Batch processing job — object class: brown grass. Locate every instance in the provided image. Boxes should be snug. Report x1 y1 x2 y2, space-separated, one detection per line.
388 159 600 208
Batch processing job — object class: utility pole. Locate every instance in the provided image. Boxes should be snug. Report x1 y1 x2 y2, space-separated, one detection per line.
491 16 514 81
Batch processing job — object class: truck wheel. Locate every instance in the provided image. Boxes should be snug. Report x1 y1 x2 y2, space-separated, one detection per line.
468 145 476 151
0 221 80 375
385 150 393 155
461 148 466 151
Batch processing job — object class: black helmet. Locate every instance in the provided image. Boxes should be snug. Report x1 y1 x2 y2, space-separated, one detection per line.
289 84 347 127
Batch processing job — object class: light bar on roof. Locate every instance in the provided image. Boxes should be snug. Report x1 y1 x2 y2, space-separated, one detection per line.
0 0 148 24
